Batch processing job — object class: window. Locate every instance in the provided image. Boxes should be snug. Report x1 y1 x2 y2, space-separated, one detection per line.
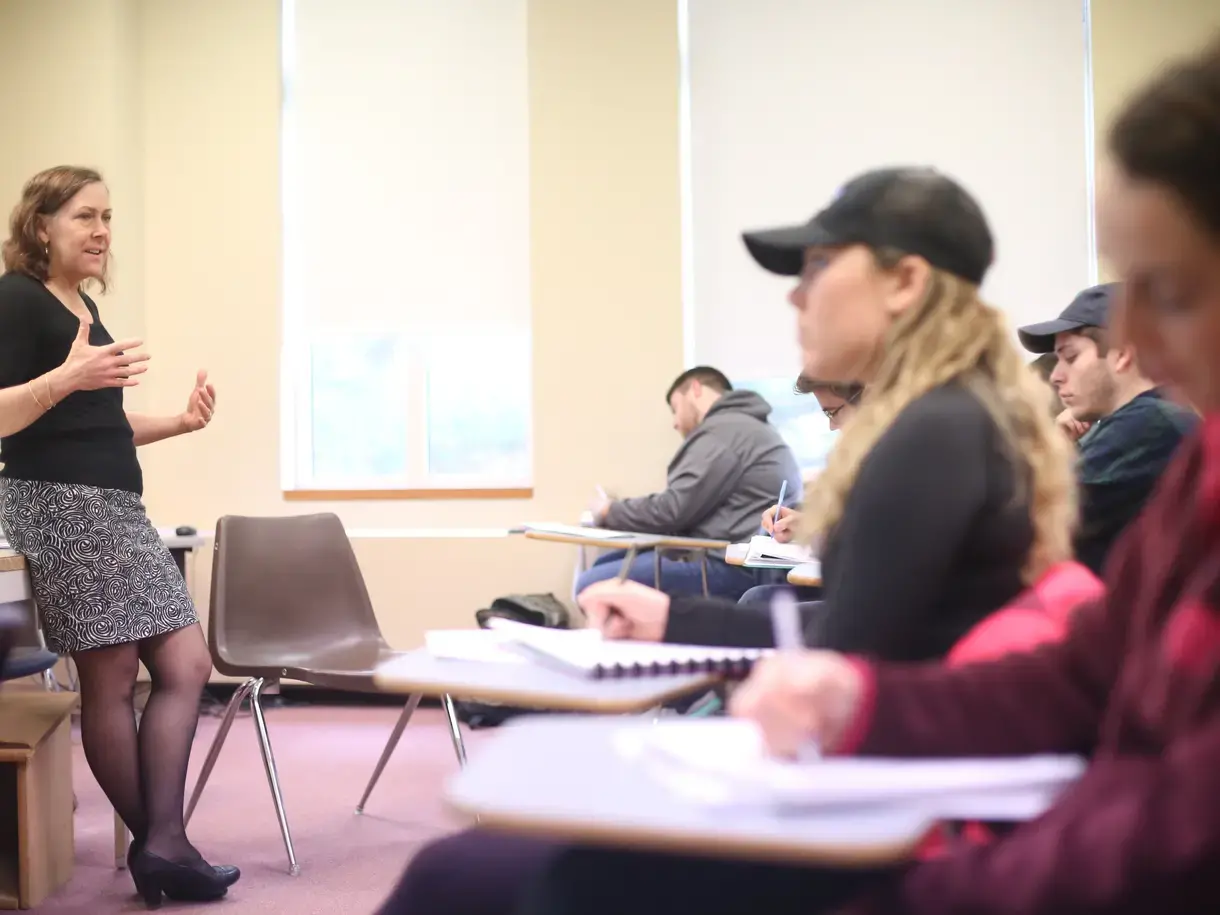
281 0 532 495
739 377 839 474
680 0 1095 468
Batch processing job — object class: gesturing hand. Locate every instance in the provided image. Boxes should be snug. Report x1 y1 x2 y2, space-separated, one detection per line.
181 370 216 432
729 651 865 759
57 320 149 393
577 579 670 642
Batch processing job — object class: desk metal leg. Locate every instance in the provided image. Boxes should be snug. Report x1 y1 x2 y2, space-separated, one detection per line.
654 550 662 590
699 551 710 597
441 694 468 767
355 693 421 814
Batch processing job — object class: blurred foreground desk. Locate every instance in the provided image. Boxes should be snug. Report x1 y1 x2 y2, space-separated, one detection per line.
447 716 931 866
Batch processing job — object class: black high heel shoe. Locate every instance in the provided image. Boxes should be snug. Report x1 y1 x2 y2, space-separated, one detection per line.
127 841 241 893
129 848 233 909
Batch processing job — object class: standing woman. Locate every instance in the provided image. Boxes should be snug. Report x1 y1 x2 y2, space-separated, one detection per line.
0 166 238 907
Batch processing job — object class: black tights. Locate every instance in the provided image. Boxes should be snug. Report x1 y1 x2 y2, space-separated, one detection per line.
73 624 212 862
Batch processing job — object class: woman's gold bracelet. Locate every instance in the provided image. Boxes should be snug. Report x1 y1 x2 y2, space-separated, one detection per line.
28 379 50 411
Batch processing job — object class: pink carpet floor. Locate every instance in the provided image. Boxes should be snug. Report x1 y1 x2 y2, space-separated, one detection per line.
41 704 484 914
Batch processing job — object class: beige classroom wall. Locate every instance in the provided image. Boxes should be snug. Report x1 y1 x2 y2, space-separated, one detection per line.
0 0 1217 671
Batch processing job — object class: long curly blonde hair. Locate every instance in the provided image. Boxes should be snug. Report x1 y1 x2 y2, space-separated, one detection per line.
803 249 1077 583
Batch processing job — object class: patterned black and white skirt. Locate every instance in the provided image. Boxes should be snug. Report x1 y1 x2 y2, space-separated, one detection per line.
0 479 197 654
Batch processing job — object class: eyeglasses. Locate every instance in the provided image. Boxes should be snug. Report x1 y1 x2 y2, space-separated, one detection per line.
822 387 864 421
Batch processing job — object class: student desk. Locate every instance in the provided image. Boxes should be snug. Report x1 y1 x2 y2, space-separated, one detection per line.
446 716 931 866
725 542 805 572
0 527 204 579
523 526 731 595
0 552 30 602
372 650 716 768
0 533 205 871
788 562 823 588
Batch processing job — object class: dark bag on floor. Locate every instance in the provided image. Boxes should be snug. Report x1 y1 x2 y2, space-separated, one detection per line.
474 593 571 630
455 593 573 729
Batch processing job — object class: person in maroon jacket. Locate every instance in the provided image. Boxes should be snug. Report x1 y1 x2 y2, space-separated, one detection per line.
513 34 1220 915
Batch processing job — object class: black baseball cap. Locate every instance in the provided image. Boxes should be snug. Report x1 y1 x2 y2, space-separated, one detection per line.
1017 284 1118 354
741 167 995 285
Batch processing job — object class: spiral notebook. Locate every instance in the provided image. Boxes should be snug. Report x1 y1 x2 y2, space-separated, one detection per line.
742 535 815 569
484 618 772 680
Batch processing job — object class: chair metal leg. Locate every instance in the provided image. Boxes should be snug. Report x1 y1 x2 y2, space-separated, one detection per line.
700 551 710 596
654 549 662 589
185 677 256 825
114 811 128 869
249 678 300 876
441 694 468 767
354 693 421 814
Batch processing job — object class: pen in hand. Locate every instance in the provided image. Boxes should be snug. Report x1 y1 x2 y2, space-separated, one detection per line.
598 544 637 633
769 480 788 539
769 589 820 761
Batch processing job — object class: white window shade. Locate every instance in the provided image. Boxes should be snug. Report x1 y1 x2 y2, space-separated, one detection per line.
683 0 1094 382
282 0 531 490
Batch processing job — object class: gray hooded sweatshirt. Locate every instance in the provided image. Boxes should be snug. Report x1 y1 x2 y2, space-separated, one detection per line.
603 389 802 545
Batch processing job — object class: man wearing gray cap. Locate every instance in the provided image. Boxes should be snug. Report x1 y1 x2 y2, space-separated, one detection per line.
1018 283 1197 575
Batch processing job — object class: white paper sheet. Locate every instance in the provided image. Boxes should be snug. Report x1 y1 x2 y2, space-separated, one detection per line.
614 719 1085 819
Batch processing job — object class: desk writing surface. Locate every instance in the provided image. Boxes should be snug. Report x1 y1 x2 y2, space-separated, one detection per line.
650 533 731 550
788 562 822 587
374 649 715 713
524 530 662 551
446 717 931 866
0 554 30 604
0 553 26 573
0 531 204 552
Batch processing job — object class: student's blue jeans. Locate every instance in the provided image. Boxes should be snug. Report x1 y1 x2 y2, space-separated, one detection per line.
574 548 761 601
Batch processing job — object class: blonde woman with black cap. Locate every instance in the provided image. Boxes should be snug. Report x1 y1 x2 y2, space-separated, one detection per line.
579 166 1075 661
528 33 1220 915
375 166 1075 915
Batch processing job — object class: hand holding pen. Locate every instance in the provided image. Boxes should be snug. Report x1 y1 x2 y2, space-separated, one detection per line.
760 505 800 544
728 591 864 761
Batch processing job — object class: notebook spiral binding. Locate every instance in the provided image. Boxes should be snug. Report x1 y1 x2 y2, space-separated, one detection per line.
589 652 768 680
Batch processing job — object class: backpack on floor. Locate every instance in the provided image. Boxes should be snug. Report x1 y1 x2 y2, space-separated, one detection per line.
455 593 573 729
474 593 572 630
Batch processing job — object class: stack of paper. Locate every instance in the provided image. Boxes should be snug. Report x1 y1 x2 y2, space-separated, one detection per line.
614 719 1085 821
742 536 815 569
425 625 602 666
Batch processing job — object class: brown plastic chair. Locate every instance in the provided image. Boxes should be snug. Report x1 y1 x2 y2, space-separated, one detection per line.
183 513 431 875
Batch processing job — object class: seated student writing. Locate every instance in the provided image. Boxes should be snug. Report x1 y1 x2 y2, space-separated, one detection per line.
737 375 863 607
1018 284 1197 575
578 167 1074 662
375 166 1076 915
762 375 864 542
506 35 1220 915
579 366 802 602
